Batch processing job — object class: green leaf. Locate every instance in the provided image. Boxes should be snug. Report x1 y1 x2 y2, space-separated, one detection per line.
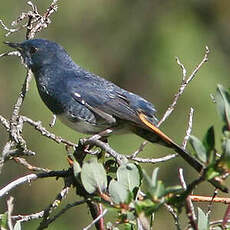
216 85 230 127
151 167 159 187
203 126 215 153
13 222 21 230
221 138 230 169
106 222 119 230
117 163 140 192
124 223 133 230
190 135 207 163
81 158 107 194
142 168 165 199
109 179 129 204
205 167 220 180
135 199 163 216
198 207 209 230
151 181 165 200
164 185 183 196
0 212 7 229
73 160 81 178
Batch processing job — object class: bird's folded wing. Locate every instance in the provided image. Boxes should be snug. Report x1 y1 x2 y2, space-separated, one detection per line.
69 74 158 127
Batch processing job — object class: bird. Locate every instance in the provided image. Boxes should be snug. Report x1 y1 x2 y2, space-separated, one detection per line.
5 38 225 191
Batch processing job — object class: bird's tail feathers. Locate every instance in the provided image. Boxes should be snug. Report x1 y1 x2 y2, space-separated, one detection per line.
137 112 204 172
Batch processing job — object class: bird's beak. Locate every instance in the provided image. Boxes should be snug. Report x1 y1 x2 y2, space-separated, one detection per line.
4 41 22 51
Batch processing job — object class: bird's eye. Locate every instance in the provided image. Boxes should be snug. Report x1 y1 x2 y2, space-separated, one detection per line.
29 46 38 55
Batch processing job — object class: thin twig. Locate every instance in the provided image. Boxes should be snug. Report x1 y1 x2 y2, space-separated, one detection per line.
19 115 77 147
37 200 87 229
210 219 230 227
207 189 218 217
182 108 194 148
0 200 86 224
7 196 14 230
158 46 209 126
164 204 181 230
83 209 108 230
130 141 148 158
49 114 56 128
10 70 33 144
37 186 71 229
189 195 230 204
84 138 127 165
0 211 44 223
0 170 69 199
13 157 51 172
178 168 197 230
0 19 21 36
127 153 177 164
0 115 10 130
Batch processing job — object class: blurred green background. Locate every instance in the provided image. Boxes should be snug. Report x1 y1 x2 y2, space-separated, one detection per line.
0 0 230 229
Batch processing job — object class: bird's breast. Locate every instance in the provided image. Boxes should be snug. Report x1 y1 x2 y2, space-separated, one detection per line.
57 113 111 134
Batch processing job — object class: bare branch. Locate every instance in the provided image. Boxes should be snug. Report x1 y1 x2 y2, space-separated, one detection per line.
0 170 69 199
158 46 209 127
0 51 21 58
189 195 230 204
0 200 86 225
83 209 108 230
19 115 77 147
130 141 148 158
182 108 194 148
37 186 71 229
49 114 57 128
84 138 127 165
13 157 51 172
0 115 10 130
178 168 197 230
0 19 21 36
7 196 14 230
127 153 177 164
10 70 33 145
164 204 181 230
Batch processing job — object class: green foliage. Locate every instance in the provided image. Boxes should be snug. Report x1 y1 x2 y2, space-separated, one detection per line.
190 135 207 163
0 212 7 230
1 1 230 228
109 179 130 204
108 162 140 204
81 157 107 194
197 207 209 230
216 84 230 128
13 222 22 230
117 163 140 192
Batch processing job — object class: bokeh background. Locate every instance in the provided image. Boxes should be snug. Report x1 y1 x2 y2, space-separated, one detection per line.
0 0 230 229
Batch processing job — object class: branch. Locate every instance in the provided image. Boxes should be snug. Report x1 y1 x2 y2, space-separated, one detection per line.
127 153 177 164
0 170 69 199
83 138 127 165
189 195 230 204
178 168 197 230
36 200 87 229
37 186 71 229
19 115 77 147
182 108 194 148
0 200 86 224
83 209 108 230
7 196 14 230
13 157 51 172
158 46 209 126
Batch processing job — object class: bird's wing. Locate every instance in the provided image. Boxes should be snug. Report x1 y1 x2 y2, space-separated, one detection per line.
68 71 158 127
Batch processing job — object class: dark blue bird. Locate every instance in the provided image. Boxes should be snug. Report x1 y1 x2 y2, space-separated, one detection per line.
6 39 203 172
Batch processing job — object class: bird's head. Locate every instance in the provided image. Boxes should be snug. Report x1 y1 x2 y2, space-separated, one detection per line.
5 38 71 71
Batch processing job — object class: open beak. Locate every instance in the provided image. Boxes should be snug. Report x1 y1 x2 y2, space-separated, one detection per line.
4 41 22 51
